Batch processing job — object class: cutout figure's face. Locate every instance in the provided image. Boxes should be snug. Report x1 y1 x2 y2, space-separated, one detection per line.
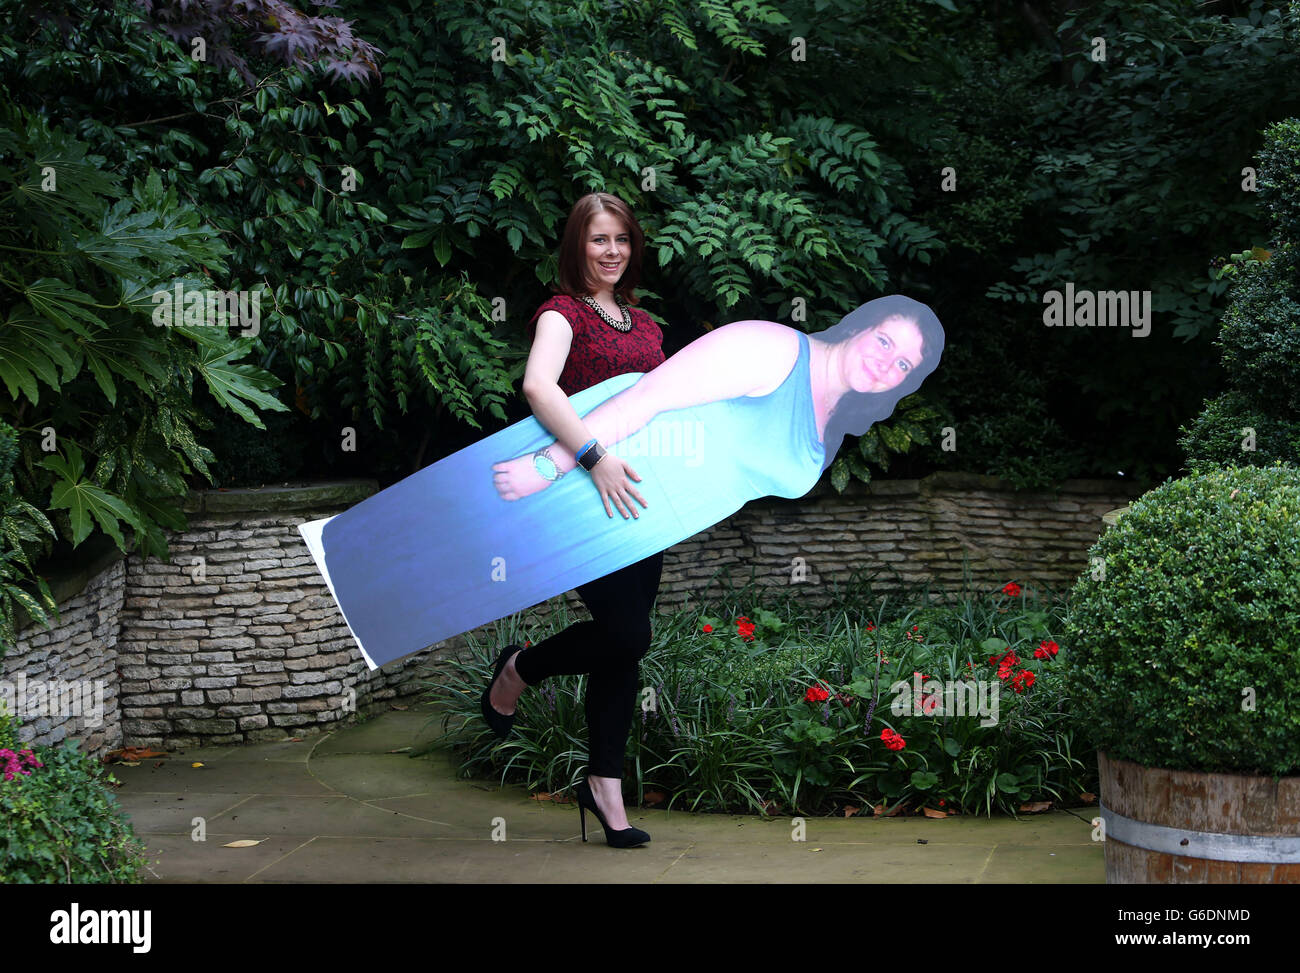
584 211 630 292
845 316 924 393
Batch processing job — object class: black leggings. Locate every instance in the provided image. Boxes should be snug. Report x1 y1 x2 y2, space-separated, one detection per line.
512 550 664 779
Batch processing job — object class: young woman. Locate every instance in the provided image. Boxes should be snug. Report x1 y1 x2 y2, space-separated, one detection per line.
481 191 666 848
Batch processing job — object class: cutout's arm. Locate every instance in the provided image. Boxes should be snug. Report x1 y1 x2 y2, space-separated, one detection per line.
509 319 791 475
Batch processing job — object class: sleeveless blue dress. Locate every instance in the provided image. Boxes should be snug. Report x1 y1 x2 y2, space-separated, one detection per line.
299 329 826 669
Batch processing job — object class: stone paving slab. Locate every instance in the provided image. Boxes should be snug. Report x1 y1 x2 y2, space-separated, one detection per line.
108 702 1105 883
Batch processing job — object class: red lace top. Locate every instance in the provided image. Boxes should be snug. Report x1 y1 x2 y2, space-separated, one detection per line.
526 294 666 396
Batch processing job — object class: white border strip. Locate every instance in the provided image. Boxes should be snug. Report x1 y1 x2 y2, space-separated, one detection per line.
296 517 378 671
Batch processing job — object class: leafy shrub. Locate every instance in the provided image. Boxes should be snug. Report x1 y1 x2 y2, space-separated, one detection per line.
0 420 57 650
1180 118 1300 472
1061 463 1300 776
0 711 149 883
0 96 288 654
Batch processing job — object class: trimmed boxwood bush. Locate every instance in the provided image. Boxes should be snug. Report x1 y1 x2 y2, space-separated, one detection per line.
0 710 150 883
1061 463 1300 777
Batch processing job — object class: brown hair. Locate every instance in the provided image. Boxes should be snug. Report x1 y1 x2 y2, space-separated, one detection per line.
555 192 644 304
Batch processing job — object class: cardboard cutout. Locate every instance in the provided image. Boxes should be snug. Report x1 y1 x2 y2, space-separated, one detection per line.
299 295 945 669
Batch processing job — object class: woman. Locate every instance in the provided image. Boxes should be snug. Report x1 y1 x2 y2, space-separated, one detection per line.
482 191 667 849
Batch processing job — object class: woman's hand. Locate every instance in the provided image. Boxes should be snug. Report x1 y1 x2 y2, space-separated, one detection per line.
492 455 553 501
589 453 648 519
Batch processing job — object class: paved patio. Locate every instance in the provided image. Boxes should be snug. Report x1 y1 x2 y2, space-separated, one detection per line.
110 701 1104 883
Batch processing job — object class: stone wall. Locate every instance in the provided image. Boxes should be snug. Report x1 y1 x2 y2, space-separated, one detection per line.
652 473 1142 614
115 482 422 752
4 473 1141 758
2 552 125 757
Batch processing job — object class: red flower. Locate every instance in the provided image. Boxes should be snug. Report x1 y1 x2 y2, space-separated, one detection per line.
880 728 906 751
987 649 1019 680
865 623 876 632
1034 639 1059 660
702 623 713 633
939 799 946 807
525 640 532 647
1009 669 1036 694
1001 582 1021 597
804 684 829 704
736 616 756 642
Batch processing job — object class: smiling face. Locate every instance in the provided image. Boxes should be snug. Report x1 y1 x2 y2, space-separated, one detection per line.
583 210 630 293
846 315 924 393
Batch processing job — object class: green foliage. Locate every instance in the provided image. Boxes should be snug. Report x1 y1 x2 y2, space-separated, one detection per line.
1180 117 1300 472
829 392 947 491
0 713 150 883
917 0 1300 488
1061 464 1300 776
0 94 288 654
425 565 1092 817
8 0 1300 502
1258 114 1300 241
0 420 57 648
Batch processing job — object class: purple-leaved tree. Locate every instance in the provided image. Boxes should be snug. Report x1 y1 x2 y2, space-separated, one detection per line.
133 0 382 84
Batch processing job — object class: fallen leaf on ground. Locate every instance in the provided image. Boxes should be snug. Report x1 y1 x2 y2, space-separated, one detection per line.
191 762 204 768
643 789 667 804
288 737 303 742
843 805 860 818
386 747 411 753
1019 801 1052 813
118 760 140 767
921 806 947 819
390 704 409 711
1079 792 1097 803
530 791 553 802
223 839 262 848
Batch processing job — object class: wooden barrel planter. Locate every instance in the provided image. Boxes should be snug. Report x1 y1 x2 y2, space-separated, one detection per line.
1098 750 1300 883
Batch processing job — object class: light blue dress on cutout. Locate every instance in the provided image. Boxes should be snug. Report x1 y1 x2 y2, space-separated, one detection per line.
301 330 826 669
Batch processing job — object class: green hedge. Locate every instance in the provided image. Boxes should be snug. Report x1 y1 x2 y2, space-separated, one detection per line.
1062 463 1300 776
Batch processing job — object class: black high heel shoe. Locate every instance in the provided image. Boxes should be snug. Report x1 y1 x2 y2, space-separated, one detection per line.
480 644 522 738
574 777 650 848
